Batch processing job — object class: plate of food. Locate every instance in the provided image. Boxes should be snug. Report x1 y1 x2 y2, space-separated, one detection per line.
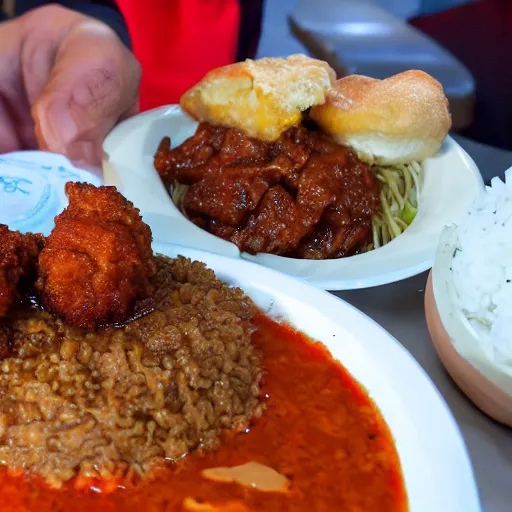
0 182 480 511
103 55 483 291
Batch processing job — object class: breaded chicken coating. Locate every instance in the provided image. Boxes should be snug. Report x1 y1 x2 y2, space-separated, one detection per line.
37 183 156 329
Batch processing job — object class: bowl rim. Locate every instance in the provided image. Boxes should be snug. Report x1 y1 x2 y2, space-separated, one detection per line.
426 271 512 427
103 105 484 291
431 225 512 384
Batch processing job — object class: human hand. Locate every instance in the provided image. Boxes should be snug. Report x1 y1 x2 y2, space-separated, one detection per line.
0 5 140 166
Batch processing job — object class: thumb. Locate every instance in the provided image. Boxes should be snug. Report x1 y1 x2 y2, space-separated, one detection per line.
32 21 140 166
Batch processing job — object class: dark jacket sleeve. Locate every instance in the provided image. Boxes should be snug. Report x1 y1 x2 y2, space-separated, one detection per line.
237 0 264 61
13 1 131 49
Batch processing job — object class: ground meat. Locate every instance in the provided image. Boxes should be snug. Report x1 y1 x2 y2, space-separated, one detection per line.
155 124 381 259
0 323 11 359
0 256 263 487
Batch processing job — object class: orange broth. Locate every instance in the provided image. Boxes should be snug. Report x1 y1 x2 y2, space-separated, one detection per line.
0 313 407 511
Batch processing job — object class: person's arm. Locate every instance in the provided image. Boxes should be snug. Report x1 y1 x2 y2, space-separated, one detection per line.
14 1 131 49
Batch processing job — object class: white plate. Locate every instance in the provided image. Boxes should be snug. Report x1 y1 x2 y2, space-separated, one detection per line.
0 151 102 235
153 242 481 512
103 105 484 290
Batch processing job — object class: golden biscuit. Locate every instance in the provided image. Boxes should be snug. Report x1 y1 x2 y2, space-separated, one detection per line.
310 70 452 164
180 54 336 141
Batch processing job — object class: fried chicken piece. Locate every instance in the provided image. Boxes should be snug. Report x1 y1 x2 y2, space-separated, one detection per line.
0 225 44 318
37 183 157 329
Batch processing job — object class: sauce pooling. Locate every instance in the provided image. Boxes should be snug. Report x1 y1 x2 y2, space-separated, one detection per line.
0 314 407 512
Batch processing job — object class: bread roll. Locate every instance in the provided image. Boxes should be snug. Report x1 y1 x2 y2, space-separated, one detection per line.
180 54 336 141
310 70 451 164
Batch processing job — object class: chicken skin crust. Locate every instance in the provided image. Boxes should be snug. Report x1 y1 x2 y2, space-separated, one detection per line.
0 225 44 318
36 183 157 329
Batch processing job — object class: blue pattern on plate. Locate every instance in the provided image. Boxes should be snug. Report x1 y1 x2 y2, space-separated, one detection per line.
0 175 32 194
0 151 103 236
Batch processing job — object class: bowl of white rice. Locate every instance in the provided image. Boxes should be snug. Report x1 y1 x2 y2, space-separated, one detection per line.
425 170 512 427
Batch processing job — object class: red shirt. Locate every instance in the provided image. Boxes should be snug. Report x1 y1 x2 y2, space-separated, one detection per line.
116 0 261 111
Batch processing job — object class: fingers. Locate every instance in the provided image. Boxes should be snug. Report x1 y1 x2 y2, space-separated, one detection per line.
0 98 22 154
0 18 38 152
32 20 141 166
20 30 59 110
0 5 141 162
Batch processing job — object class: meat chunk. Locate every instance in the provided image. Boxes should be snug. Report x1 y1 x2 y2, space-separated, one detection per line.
217 127 271 165
295 155 341 227
229 186 305 255
276 127 311 190
155 123 273 185
154 123 226 182
295 204 373 259
183 162 285 226
155 124 382 260
0 225 43 318
36 183 157 329
296 151 380 226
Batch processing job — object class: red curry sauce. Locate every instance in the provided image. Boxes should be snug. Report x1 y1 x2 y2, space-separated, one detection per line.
0 314 407 512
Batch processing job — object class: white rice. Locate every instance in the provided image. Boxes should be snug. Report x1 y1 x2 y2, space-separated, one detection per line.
451 170 512 365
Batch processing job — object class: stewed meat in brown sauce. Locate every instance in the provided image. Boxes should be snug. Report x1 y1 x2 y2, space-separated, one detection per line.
155 124 381 259
0 256 263 487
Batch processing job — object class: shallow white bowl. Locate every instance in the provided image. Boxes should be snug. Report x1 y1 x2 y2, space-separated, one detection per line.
103 105 484 290
154 242 481 512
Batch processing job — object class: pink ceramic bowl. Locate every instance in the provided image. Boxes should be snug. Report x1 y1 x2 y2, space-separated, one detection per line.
425 269 512 427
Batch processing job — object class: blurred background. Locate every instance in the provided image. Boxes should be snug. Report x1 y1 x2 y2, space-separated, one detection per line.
5 0 511 180
111 0 512 180
257 0 512 180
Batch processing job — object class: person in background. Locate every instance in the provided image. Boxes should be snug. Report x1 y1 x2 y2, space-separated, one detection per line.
116 0 264 111
0 1 264 165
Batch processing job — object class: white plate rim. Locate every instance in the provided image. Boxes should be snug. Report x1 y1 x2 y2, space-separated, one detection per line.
103 105 484 291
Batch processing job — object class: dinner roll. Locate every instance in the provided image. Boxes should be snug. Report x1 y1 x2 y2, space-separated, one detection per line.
180 54 336 141
310 70 451 164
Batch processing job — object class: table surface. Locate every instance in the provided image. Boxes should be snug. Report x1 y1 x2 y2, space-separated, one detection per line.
257 1 512 511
